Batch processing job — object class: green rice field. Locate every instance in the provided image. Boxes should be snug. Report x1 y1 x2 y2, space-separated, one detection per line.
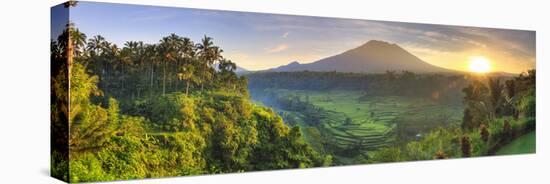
256 89 463 157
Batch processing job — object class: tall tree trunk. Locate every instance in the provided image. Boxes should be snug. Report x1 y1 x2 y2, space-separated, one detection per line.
150 64 154 96
162 62 166 95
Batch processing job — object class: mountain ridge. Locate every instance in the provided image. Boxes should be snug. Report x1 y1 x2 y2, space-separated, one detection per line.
267 40 456 74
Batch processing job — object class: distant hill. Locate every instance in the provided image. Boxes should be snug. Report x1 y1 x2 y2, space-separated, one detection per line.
235 65 250 74
269 40 455 73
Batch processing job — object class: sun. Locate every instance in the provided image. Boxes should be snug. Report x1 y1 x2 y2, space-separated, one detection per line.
469 56 491 73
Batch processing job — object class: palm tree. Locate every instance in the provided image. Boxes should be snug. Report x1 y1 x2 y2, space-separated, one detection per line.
210 47 224 66
218 59 237 89
85 35 108 85
196 35 214 62
70 28 86 57
119 43 138 94
123 41 146 98
197 36 224 66
103 43 119 94
181 37 195 58
196 36 212 90
63 0 78 81
218 59 236 72
87 35 105 56
196 35 224 90
167 34 183 92
144 44 158 96
488 77 504 116
159 36 175 95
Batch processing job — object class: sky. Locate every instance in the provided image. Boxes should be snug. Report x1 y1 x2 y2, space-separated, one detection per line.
67 1 536 73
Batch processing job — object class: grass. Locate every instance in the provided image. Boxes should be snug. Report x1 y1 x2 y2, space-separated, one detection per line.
496 131 536 155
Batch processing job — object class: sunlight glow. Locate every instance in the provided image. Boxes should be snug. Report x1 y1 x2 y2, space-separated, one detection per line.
469 56 491 73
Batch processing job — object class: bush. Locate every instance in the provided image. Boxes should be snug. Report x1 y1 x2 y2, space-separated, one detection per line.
70 153 111 182
369 147 402 163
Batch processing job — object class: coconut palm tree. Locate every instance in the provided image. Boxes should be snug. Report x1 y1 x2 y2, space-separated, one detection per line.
159 36 175 95
166 34 184 92
210 46 224 66
197 35 214 62
87 35 106 56
70 28 86 57
196 35 224 90
218 59 237 89
144 44 159 96
181 37 195 58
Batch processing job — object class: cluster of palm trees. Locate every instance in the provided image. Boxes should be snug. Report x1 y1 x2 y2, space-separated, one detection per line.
461 71 536 130
57 24 245 99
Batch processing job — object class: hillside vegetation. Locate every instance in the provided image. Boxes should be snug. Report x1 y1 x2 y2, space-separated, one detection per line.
247 69 535 164
51 24 329 182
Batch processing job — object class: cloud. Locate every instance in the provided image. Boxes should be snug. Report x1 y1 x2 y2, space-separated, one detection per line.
265 44 289 54
424 31 447 38
282 32 290 38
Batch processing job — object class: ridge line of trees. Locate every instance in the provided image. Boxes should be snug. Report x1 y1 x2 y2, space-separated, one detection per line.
59 26 247 101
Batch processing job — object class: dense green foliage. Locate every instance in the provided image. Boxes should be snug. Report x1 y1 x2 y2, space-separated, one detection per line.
462 71 535 130
51 23 327 182
368 117 534 163
367 71 536 163
248 70 535 165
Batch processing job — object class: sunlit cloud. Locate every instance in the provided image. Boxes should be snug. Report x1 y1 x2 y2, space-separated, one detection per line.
265 44 289 54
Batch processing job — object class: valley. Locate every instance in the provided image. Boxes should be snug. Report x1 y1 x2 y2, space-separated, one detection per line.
248 75 466 164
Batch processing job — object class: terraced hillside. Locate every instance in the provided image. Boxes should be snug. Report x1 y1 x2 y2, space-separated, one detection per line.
319 109 396 151
251 89 463 159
